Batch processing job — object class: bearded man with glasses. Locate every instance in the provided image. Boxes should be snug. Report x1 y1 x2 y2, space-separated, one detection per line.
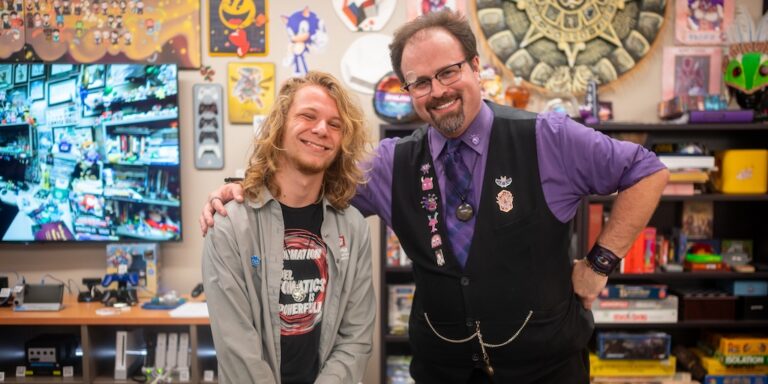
201 9 669 384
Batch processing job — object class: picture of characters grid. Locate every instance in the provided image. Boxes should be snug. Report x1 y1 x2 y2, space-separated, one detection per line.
0 63 181 242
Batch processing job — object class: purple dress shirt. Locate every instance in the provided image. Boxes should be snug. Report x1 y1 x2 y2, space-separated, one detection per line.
353 102 666 250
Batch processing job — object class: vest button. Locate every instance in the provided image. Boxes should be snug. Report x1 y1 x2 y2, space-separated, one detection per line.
472 353 480 362
466 318 473 327
461 277 470 286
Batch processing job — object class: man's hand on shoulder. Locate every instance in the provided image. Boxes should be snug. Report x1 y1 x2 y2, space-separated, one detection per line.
199 183 245 236
571 259 609 310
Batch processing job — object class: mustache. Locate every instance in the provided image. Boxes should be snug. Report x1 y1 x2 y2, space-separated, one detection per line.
427 94 460 109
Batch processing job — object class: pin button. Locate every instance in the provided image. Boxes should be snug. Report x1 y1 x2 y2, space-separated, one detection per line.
461 277 470 286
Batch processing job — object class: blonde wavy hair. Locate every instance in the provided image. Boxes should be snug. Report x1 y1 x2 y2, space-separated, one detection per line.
242 71 370 209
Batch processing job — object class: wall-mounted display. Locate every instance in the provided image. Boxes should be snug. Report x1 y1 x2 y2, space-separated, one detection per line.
662 46 722 100
227 62 274 124
208 0 268 57
471 1 666 94
282 6 328 76
0 0 201 69
0 63 182 242
676 0 735 45
332 0 396 32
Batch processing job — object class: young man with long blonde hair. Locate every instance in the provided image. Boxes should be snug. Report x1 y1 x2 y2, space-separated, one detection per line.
203 71 374 384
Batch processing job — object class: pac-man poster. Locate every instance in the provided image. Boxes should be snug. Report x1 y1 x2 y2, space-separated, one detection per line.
209 0 268 57
227 62 274 124
0 0 201 69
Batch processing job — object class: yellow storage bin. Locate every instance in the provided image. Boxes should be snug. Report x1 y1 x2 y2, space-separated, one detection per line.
713 149 768 194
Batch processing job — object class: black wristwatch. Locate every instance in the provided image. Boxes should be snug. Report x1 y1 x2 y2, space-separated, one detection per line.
585 244 621 277
224 177 243 183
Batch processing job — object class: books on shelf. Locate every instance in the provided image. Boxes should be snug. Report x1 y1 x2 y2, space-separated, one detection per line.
599 285 669 300
589 353 677 377
593 296 678 324
388 284 414 335
658 155 716 171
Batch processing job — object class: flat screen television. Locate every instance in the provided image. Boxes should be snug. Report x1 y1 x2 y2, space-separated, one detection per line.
0 63 181 242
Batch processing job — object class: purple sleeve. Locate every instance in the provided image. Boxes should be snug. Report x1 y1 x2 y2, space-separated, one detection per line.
536 112 667 223
351 137 397 227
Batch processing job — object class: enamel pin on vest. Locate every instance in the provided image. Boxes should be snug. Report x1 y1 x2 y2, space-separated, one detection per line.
495 176 514 213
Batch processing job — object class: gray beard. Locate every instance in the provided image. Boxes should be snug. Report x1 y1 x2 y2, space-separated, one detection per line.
430 109 465 136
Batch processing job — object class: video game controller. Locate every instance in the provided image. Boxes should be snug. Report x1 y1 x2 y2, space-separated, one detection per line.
197 144 221 159
198 102 218 115
198 116 219 129
199 130 219 143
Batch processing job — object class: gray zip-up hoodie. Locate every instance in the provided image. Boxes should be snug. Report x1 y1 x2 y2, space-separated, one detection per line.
202 190 375 384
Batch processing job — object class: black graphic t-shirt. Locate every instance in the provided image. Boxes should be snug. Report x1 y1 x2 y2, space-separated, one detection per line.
279 202 328 384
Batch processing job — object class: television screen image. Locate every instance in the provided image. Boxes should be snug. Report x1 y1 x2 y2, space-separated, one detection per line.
0 63 181 242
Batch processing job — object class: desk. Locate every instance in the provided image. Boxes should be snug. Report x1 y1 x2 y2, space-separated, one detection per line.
0 297 215 383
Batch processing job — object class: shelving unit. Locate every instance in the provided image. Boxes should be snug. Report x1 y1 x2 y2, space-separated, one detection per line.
378 121 768 383
0 296 215 384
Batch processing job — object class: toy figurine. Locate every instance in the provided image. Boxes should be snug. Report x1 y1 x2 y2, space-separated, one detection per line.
724 6 768 118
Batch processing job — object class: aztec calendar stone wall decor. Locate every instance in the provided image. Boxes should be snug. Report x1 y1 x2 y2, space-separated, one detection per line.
472 0 667 94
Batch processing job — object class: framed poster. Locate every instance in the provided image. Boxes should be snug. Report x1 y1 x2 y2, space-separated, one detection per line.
14 64 28 84
50 64 77 78
29 79 45 102
227 62 274 124
1 1 201 69
82 91 104 117
676 0 735 45
208 0 268 57
0 65 12 88
8 86 28 109
82 65 106 89
662 47 723 100
48 78 77 105
30 64 46 79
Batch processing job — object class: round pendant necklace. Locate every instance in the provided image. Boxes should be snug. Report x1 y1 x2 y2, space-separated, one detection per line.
456 200 474 222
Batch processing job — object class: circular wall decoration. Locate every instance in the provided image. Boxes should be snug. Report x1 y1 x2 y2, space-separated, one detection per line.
471 0 667 94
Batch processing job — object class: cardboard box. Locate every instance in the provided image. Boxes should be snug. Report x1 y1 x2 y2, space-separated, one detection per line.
714 149 768 194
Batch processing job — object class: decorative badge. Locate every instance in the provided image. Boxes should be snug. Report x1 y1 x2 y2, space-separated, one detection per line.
421 176 433 191
421 193 438 212
430 234 442 248
250 255 261 268
435 249 445 266
420 163 431 175
427 212 439 233
470 134 480 145
292 286 306 302
496 190 514 213
495 176 512 188
339 235 350 259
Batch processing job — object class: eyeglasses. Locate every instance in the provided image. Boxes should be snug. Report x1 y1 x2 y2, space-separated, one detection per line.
401 60 467 98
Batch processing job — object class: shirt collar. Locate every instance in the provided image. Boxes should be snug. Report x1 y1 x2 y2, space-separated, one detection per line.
429 102 493 158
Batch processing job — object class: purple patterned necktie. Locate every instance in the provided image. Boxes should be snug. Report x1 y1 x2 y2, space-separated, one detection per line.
442 139 473 266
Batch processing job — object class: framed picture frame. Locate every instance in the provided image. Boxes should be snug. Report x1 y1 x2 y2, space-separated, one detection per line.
227 62 275 124
49 64 77 77
29 79 45 101
82 90 104 117
48 78 77 105
82 64 106 89
8 86 28 109
106 64 135 87
14 64 28 84
30 63 46 79
0 65 12 88
675 0 735 45
662 47 722 101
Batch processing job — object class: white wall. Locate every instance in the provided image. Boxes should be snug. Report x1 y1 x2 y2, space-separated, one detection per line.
1 1 764 383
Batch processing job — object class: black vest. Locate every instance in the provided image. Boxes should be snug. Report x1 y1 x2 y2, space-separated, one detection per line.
392 104 592 383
